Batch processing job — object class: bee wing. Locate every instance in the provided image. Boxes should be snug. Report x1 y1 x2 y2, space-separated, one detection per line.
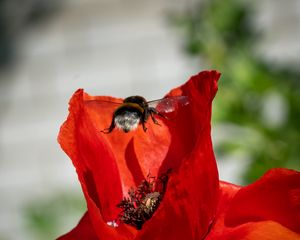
84 99 122 105
147 96 189 113
84 99 123 115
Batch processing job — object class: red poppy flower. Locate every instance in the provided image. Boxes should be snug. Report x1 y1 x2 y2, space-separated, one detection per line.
57 71 300 240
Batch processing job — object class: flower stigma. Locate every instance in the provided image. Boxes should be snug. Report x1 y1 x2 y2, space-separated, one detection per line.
116 171 170 230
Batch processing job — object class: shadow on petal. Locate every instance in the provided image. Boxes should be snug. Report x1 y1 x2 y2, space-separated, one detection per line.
125 138 145 186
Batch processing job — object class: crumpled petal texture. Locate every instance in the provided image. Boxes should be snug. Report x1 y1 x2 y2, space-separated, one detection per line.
57 70 221 239
207 168 300 240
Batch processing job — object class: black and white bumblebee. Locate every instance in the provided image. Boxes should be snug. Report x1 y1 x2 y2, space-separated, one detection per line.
101 95 189 133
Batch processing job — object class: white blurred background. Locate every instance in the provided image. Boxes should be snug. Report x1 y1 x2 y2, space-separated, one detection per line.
0 0 299 239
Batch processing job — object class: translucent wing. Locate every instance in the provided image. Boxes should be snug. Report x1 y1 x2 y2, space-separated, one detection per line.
84 99 122 106
147 96 189 113
84 98 123 117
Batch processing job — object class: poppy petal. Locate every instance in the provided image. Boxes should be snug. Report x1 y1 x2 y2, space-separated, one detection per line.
58 90 130 239
207 169 300 239
56 212 98 240
58 89 124 219
135 71 221 239
225 168 300 233
208 220 300 240
56 211 136 240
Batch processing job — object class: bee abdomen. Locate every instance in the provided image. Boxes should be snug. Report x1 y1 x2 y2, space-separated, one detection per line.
114 110 141 132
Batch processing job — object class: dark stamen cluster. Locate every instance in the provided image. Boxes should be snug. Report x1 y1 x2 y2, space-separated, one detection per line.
117 171 170 230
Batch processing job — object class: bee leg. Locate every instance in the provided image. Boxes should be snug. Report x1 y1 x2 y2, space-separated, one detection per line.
141 110 148 132
150 112 161 126
142 121 147 132
101 116 115 134
149 107 169 125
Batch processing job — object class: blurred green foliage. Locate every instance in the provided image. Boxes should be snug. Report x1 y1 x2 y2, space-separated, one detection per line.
24 192 85 240
173 0 300 183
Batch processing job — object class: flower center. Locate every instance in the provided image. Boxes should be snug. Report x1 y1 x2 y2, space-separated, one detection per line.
116 171 170 230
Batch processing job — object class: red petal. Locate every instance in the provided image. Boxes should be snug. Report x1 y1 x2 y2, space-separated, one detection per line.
207 169 300 239
58 89 123 220
57 212 136 240
58 90 134 239
135 70 221 239
208 220 300 240
56 212 98 240
206 181 240 239
225 168 300 233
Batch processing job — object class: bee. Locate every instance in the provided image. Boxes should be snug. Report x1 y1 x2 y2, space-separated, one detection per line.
101 95 189 133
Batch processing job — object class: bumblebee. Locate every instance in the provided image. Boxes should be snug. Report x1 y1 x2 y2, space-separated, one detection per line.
101 95 189 133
